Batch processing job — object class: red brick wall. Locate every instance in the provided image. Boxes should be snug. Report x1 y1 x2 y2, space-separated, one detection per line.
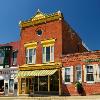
19 18 88 66
62 51 100 95
62 20 87 55
62 82 100 96
19 20 62 65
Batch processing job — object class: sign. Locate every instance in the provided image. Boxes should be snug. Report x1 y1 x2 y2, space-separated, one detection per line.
83 58 100 62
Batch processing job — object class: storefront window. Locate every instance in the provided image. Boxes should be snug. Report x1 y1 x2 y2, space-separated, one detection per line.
39 76 48 91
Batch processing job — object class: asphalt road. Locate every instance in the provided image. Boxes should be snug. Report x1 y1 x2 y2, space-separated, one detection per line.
0 95 100 100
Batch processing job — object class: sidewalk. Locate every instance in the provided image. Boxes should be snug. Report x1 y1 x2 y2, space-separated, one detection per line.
0 95 100 100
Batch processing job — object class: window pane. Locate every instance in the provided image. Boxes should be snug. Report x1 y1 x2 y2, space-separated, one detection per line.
65 68 70 75
33 49 36 64
51 46 54 62
65 75 70 82
42 47 45 63
33 49 36 55
29 49 33 63
12 52 17 65
87 66 93 73
46 47 50 62
26 49 28 64
87 74 94 81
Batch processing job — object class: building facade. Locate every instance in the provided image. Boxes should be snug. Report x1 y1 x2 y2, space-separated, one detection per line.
0 42 19 96
62 51 100 95
16 10 87 96
1 10 99 96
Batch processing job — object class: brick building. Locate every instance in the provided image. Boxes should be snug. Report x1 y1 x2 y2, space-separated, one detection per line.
0 41 19 96
16 10 88 96
61 51 100 95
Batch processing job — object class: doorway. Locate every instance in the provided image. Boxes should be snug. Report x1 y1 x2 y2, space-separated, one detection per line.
0 80 4 94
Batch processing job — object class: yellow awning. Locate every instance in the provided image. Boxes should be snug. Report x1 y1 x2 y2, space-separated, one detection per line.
16 69 57 77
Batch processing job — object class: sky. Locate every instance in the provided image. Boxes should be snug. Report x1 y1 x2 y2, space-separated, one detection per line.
0 0 100 50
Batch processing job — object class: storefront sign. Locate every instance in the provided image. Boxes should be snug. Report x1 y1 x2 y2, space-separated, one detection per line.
83 58 100 62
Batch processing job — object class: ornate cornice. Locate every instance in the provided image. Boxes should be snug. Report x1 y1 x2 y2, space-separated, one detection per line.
19 10 63 28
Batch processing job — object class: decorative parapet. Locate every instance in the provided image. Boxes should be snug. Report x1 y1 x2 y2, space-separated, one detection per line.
19 9 63 28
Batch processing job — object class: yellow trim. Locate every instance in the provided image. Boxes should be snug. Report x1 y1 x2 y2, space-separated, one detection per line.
19 62 61 70
41 39 55 47
20 62 61 67
16 69 58 77
24 42 37 48
19 11 63 28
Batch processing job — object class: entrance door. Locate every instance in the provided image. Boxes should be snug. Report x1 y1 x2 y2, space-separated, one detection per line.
5 83 8 96
50 72 59 92
14 83 17 96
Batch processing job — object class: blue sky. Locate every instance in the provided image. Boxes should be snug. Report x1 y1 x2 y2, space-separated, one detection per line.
0 0 100 50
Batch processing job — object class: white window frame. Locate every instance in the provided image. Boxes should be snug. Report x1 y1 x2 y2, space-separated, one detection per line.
42 45 54 63
64 67 71 84
26 48 36 64
86 65 94 83
75 65 82 82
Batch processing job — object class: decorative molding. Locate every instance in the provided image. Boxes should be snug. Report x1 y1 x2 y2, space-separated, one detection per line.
19 10 63 28
41 38 56 47
24 41 37 48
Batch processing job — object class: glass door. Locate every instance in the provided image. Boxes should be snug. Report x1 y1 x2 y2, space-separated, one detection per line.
9 79 14 93
21 78 26 94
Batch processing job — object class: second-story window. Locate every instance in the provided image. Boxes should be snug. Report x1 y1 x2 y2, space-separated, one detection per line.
0 50 5 65
26 48 36 64
42 46 54 63
12 51 17 65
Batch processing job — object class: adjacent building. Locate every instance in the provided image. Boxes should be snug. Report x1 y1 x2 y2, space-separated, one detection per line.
62 50 100 95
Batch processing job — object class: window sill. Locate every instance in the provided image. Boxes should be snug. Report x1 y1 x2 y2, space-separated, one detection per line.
64 82 72 84
86 81 95 84
27 63 36 65
42 61 54 64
